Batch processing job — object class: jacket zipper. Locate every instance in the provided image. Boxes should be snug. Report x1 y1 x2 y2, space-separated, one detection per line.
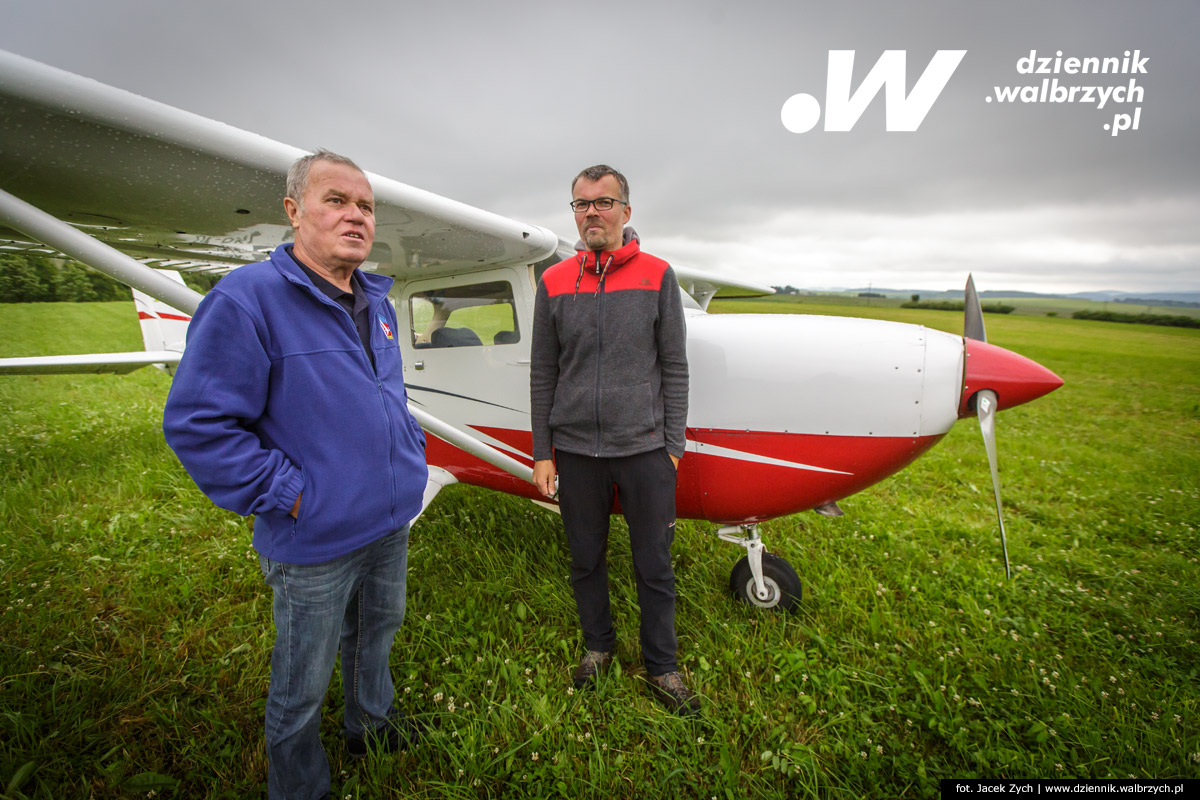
306 277 400 527
593 250 604 456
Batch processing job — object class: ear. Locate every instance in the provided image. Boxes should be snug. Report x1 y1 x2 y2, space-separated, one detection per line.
284 196 301 229
621 203 632 224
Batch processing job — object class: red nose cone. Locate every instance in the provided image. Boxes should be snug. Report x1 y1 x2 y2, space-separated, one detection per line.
958 339 1064 418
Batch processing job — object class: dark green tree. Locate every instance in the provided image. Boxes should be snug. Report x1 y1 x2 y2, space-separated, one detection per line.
53 260 100 302
0 253 56 302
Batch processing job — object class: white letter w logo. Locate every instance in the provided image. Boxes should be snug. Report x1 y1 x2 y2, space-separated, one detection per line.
782 50 966 133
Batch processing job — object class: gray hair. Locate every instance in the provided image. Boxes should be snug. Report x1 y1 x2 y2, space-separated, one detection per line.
571 164 629 204
286 149 364 209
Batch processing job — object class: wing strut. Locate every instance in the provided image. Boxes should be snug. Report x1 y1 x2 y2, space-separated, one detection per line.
0 187 204 314
405 405 534 484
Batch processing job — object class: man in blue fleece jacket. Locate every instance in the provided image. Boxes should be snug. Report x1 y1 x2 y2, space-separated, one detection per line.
163 150 428 799
530 165 698 715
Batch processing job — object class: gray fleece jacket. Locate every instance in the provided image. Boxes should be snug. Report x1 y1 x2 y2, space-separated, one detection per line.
530 231 689 461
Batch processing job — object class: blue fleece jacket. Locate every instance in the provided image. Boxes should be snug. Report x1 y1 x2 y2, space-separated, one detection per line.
163 245 427 565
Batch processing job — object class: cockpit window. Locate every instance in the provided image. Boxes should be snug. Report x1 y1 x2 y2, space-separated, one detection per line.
409 280 519 348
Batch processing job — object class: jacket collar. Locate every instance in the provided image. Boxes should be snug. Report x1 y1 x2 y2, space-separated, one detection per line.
575 233 641 274
269 244 393 303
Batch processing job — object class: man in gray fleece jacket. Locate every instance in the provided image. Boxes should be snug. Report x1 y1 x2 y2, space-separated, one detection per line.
530 165 698 715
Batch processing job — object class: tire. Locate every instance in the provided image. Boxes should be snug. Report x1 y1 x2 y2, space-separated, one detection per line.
729 552 802 611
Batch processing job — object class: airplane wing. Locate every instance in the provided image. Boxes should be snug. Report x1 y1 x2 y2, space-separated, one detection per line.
1 47 770 312
673 263 774 308
0 351 182 375
0 49 559 279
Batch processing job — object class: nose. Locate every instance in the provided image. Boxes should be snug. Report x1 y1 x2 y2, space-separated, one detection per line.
957 339 1063 418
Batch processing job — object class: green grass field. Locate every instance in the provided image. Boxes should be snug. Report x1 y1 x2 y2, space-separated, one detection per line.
1 301 1198 798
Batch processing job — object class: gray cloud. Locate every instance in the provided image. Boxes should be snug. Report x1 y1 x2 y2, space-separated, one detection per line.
1 0 1195 292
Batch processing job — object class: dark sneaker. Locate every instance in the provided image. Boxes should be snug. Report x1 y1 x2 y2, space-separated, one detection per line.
345 714 428 759
645 671 701 716
572 650 614 689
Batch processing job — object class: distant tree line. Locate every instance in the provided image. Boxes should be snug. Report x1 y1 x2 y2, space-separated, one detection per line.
1116 297 1200 309
0 252 219 303
900 300 1015 314
1072 309 1200 328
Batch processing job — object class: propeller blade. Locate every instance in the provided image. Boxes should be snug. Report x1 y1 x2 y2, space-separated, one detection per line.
975 388 1011 579
964 274 987 343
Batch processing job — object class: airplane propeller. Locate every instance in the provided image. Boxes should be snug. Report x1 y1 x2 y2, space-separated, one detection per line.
963 275 1011 579
975 388 1010 579
964 273 987 344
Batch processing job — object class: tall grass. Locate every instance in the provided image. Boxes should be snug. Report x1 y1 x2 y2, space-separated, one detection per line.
1 301 1197 798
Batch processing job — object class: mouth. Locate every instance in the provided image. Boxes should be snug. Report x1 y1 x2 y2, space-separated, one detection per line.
343 231 365 241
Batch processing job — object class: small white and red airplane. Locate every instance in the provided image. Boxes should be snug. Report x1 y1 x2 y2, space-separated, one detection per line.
0 50 1062 610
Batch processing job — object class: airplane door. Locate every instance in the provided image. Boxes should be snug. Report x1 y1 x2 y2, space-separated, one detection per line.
396 268 534 458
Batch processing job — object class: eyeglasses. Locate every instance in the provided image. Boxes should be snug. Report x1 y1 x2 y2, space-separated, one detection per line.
570 197 626 213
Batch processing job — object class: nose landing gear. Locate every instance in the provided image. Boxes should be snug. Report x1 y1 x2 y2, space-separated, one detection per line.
718 523 802 611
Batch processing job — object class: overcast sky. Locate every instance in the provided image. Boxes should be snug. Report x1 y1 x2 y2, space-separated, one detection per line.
1 0 1196 293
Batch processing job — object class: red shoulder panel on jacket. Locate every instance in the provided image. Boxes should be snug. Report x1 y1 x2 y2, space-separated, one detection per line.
541 257 586 297
541 253 668 297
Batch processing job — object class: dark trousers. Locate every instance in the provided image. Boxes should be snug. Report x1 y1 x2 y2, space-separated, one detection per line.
555 448 679 676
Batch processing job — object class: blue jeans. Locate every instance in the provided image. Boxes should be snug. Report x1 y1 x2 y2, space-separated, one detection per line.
258 526 409 800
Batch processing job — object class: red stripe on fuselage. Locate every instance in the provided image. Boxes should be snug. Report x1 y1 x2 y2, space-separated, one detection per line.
424 425 944 524
138 311 191 322
681 429 944 523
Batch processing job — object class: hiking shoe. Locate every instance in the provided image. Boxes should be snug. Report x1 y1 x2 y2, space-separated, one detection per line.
572 650 614 689
345 714 428 759
645 671 701 716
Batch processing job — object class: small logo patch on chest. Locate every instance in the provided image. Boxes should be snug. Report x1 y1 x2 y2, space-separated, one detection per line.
377 314 394 340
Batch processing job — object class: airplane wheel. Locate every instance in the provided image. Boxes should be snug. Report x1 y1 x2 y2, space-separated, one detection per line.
729 553 801 611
